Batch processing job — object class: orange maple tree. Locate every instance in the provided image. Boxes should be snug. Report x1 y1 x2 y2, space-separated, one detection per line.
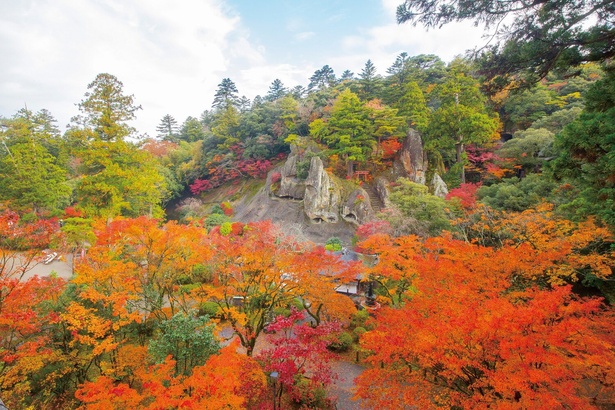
64 217 211 350
290 246 358 326
355 234 615 409
90 217 211 319
358 233 423 306
75 341 267 409
0 210 67 408
193 221 355 355
0 275 66 408
52 216 214 406
454 204 614 286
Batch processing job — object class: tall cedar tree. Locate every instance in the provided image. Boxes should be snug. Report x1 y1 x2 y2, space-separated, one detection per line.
156 114 179 141
76 73 141 141
212 78 240 110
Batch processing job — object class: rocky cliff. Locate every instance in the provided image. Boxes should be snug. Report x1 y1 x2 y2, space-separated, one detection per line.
304 156 341 223
230 129 447 243
270 149 376 226
393 128 427 184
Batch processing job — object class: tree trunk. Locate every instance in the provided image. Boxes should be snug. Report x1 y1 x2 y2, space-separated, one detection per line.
347 160 355 178
454 92 465 184
456 138 465 184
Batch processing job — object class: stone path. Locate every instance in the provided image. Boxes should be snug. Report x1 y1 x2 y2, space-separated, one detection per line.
329 360 367 410
7 253 73 281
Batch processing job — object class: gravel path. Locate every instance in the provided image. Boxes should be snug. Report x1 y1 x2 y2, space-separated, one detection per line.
329 360 367 410
7 252 73 281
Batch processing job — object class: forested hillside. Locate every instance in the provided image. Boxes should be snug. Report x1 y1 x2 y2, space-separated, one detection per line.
0 0 614 408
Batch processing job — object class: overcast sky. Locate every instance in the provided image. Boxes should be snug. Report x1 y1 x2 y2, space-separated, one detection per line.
0 0 487 137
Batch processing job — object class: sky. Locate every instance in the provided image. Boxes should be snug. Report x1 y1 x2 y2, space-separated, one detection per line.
0 0 487 137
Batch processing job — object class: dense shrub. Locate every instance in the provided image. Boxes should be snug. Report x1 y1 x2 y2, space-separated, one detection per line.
353 326 367 341
204 213 230 228
199 302 221 318
446 182 481 210
328 331 353 352
325 237 343 252
220 201 233 216
296 159 311 180
388 178 458 236
220 221 232 236
148 313 220 375
351 309 370 329
190 144 274 195
270 171 282 184
478 174 558 212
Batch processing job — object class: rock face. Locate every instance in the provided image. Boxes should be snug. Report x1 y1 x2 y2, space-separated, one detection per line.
269 146 378 226
374 176 392 209
304 156 341 223
233 184 357 244
431 173 449 198
394 128 426 184
277 146 307 199
341 188 372 224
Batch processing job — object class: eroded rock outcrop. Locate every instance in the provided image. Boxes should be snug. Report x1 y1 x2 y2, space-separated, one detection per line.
342 188 372 225
394 128 426 184
269 145 383 225
304 156 341 223
374 176 392 209
276 146 307 199
431 173 449 198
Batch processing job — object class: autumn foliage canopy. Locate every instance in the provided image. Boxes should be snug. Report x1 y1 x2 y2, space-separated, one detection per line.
0 205 614 409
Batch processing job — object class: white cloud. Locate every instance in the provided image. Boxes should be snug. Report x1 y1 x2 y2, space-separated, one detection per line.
334 1 488 77
0 0 262 136
295 31 315 41
381 0 402 16
0 0 492 137
285 18 304 32
237 63 316 99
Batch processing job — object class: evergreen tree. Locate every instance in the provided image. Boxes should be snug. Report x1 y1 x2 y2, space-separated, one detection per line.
405 54 447 88
210 105 240 150
359 59 382 100
551 66 615 227
340 70 355 82
0 143 71 212
14 108 65 158
383 52 410 104
179 117 206 143
251 95 265 107
200 110 215 127
396 0 615 87
67 74 167 218
367 101 407 148
212 78 239 109
308 65 336 92
397 81 431 131
156 114 179 141
74 139 166 219
265 79 287 101
386 52 409 86
426 61 500 184
237 95 251 112
311 89 374 174
291 85 307 99
0 117 70 213
76 73 141 141
33 109 61 137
